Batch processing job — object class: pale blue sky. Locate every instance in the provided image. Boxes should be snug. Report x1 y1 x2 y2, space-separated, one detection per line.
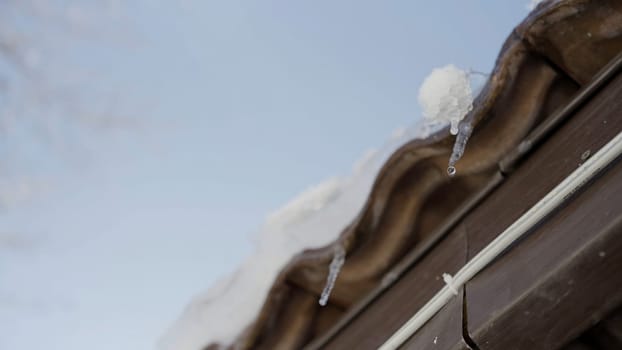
1 2 527 349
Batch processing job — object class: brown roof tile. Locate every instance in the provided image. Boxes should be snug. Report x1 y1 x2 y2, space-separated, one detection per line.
206 1 622 348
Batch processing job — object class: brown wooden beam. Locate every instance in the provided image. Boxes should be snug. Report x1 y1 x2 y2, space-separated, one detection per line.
463 69 622 349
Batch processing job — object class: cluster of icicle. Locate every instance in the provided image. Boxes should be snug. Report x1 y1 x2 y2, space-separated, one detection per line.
418 64 485 176
318 244 346 306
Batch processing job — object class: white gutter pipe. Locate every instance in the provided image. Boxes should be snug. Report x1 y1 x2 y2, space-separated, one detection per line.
379 130 622 350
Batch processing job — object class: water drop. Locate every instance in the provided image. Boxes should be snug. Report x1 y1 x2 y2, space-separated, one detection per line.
447 166 456 177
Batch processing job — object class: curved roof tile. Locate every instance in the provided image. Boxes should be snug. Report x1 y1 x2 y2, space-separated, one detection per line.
207 1 622 348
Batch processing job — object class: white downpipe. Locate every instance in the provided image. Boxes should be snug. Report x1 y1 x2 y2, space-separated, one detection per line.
379 131 622 350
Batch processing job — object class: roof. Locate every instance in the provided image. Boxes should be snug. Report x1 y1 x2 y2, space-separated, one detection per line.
201 1 622 348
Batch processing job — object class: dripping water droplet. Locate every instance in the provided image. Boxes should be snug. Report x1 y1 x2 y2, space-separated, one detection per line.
447 166 456 177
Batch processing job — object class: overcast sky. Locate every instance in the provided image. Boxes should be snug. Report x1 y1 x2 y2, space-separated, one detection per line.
1 1 528 349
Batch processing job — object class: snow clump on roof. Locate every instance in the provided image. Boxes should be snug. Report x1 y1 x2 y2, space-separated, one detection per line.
527 0 545 10
418 64 473 135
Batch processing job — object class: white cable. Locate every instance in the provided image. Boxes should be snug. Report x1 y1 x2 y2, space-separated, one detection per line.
379 131 622 349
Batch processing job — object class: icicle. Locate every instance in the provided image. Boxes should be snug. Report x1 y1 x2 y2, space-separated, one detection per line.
318 245 346 306
445 68 487 176
447 121 473 177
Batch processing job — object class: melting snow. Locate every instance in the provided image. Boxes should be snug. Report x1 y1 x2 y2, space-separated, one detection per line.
160 64 488 350
418 64 485 175
418 64 473 135
265 178 345 230
527 0 545 10
158 122 439 350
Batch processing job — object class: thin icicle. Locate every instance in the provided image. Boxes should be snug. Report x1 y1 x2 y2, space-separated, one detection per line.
447 121 473 177
318 245 346 306
445 69 487 176
418 65 487 177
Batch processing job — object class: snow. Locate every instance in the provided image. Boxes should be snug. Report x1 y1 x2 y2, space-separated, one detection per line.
418 64 474 135
157 122 441 350
159 64 485 350
418 64 482 175
265 178 344 231
527 0 545 10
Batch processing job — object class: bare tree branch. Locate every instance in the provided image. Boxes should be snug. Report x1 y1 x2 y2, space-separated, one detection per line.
0 1 138 217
